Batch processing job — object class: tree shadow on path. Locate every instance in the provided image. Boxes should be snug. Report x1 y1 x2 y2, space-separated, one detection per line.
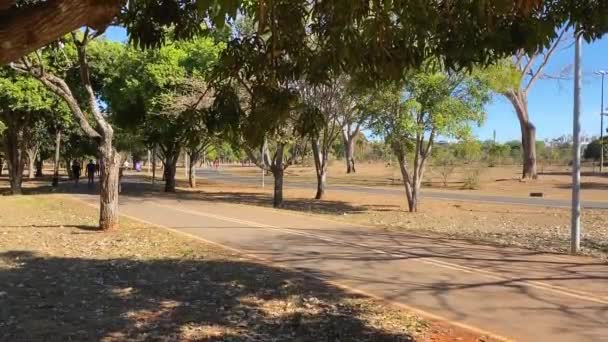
0 250 417 342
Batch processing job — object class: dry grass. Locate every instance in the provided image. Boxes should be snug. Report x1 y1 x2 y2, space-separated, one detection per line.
219 162 608 201
0 195 487 342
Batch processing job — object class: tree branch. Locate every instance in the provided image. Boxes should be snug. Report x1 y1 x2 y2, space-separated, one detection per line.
0 0 121 64
524 28 568 94
9 62 102 139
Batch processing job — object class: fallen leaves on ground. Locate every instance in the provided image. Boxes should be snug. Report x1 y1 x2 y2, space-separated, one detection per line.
0 195 479 342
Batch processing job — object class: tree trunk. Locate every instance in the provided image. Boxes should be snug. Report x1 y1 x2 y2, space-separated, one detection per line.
272 167 284 208
344 136 356 173
26 146 37 179
188 152 199 188
52 131 60 186
271 143 285 208
312 139 328 200
98 141 120 231
4 130 25 195
64 158 73 179
35 157 43 177
7 159 24 195
164 156 177 192
152 146 157 185
396 151 416 212
521 120 538 179
507 91 538 179
0 157 4 176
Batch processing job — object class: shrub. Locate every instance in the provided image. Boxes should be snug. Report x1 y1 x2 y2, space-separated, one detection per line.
462 166 483 190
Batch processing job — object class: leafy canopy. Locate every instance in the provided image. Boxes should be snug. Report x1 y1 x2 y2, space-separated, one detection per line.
369 67 490 152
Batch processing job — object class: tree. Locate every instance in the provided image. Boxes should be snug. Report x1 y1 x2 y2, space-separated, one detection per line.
339 99 367 174
0 70 65 194
484 28 568 179
106 38 222 192
298 77 353 199
11 31 123 230
454 139 483 164
584 137 608 161
369 66 490 212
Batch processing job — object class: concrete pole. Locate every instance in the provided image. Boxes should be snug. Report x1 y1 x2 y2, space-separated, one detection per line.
571 32 582 255
601 74 605 173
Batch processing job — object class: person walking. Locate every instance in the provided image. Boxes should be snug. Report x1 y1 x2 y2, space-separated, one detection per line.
86 159 96 186
71 160 81 187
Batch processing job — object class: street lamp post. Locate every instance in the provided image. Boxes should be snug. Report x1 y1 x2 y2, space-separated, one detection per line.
594 70 608 173
571 32 582 255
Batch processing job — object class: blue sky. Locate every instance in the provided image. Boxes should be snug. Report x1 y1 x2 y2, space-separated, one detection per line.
104 27 607 143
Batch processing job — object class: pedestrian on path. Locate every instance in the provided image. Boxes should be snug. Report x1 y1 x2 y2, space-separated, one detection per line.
71 160 81 187
86 159 96 186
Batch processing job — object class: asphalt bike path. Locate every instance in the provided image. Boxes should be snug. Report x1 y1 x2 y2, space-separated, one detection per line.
196 168 608 209
70 181 608 342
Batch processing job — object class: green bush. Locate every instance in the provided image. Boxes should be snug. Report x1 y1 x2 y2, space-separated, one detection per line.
462 167 483 190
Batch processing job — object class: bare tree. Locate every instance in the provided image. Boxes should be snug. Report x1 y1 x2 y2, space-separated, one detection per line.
11 30 121 230
501 28 568 179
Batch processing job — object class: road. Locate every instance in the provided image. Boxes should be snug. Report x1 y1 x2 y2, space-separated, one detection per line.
72 180 608 342
197 168 608 209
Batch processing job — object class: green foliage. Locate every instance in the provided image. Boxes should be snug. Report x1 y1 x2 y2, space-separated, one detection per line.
462 167 483 190
0 71 57 114
487 143 511 166
477 59 522 93
369 67 490 154
584 138 608 161
122 0 608 85
455 139 483 163
0 69 73 158
104 36 225 160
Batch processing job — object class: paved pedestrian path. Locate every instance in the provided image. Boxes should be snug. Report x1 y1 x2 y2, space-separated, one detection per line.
71 181 608 342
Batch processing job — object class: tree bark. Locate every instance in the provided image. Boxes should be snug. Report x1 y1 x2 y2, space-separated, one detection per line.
271 143 285 208
520 120 537 179
272 167 284 208
152 146 157 185
35 157 43 177
98 140 120 231
343 135 356 174
0 156 4 176
3 127 25 195
0 0 121 64
188 151 199 188
52 130 60 186
164 155 178 192
7 158 23 195
312 139 328 200
26 145 37 179
396 150 416 212
506 90 537 179
64 158 73 179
